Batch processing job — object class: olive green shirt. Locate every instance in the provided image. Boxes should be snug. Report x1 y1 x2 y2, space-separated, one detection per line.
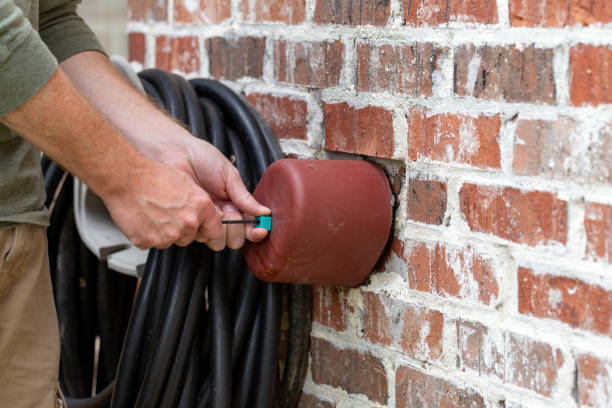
0 0 104 227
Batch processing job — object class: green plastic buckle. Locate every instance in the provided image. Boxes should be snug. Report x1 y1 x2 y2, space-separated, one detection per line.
255 215 272 232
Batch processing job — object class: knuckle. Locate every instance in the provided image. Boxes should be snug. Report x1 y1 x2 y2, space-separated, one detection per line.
183 213 200 230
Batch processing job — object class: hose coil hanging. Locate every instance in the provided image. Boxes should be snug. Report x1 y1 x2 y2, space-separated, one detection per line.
44 69 312 408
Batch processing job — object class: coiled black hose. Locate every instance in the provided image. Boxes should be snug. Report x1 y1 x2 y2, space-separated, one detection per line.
44 69 312 408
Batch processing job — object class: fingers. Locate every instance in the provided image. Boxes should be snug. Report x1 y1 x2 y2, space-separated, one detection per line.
195 202 225 251
224 166 270 216
245 221 269 243
222 204 246 250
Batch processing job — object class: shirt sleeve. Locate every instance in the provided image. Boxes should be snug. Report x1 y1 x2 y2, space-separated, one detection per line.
0 0 57 117
39 0 106 63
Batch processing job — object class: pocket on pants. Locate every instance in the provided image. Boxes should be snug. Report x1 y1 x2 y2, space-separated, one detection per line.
0 226 21 296
2 226 18 262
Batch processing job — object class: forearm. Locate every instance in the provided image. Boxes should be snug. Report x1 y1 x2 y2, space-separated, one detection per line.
59 51 191 167
0 67 148 198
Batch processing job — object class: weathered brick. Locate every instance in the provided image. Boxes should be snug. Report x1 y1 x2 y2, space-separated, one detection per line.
297 393 335 408
174 0 230 24
514 119 612 184
460 184 567 246
570 45 612 107
362 291 393 347
407 177 447 225
323 102 394 158
399 304 444 360
506 332 564 396
155 36 200 74
362 291 443 360
312 286 351 331
311 337 388 404
247 93 308 140
376 236 408 276
454 44 556 104
585 202 612 263
407 108 501 169
457 320 504 379
577 354 612 407
129 0 167 22
403 0 498 26
357 42 442 95
243 0 306 24
510 0 612 27
206 37 265 80
274 40 345 88
128 32 146 65
396 366 485 407
314 0 390 26
518 266 612 337
457 320 564 396
405 241 498 305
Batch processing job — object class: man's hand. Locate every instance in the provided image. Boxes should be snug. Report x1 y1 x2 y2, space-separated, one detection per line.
101 158 223 249
160 137 271 245
59 51 271 250
1 65 266 251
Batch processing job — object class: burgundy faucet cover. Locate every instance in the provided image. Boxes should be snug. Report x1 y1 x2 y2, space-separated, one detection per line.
243 159 393 287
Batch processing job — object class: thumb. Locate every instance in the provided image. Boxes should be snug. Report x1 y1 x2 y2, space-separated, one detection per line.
225 167 270 216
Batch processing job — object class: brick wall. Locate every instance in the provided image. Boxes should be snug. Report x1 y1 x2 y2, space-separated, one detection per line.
126 1 612 406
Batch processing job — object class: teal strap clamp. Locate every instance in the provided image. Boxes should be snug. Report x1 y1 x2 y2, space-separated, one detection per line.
221 215 272 232
255 215 272 231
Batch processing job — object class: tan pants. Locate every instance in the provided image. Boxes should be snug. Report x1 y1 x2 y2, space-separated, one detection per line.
0 224 63 407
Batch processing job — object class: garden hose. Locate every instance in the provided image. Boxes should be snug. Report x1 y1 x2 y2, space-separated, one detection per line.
44 69 312 408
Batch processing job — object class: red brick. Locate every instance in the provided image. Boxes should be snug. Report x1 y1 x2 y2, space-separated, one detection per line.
242 0 306 23
274 40 345 88
399 305 444 360
363 291 394 346
518 267 612 337
457 320 564 396
577 354 612 407
376 235 407 275
403 0 498 26
513 119 612 183
362 292 443 360
206 37 265 80
129 0 167 22
457 320 504 379
314 0 390 26
128 33 146 65
586 202 612 263
510 0 612 27
506 333 564 396
357 42 442 96
323 102 394 158
297 393 335 408
454 44 556 104
407 108 501 169
312 286 351 331
247 93 308 140
405 241 498 305
174 0 231 24
407 178 447 225
395 366 484 408
460 184 567 246
155 36 200 74
570 45 612 107
311 337 388 404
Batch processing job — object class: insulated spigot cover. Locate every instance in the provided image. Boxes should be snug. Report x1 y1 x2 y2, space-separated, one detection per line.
244 159 393 287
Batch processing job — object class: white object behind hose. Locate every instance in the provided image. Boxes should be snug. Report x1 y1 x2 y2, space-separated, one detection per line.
73 56 148 277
